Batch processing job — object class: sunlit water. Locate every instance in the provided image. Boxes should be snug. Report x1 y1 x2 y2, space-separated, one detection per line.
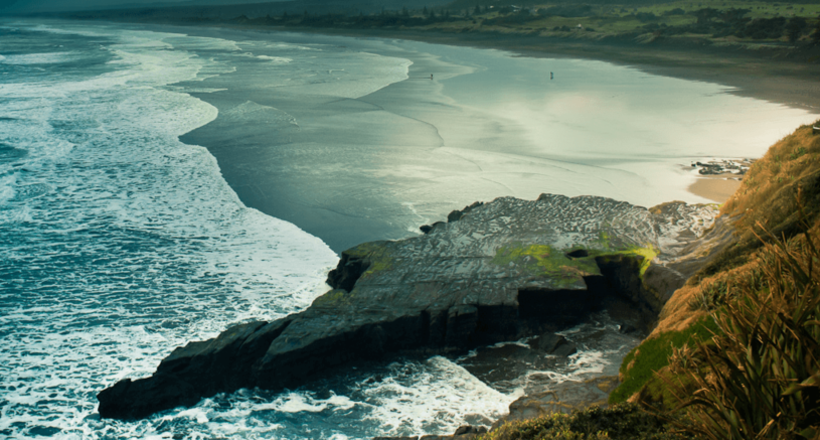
0 20 815 440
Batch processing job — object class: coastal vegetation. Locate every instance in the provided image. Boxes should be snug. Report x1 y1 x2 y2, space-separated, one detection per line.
662 228 820 439
612 121 820 438
608 316 720 404
262 0 820 47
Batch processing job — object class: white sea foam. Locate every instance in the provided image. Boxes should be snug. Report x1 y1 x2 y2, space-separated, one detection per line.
0 51 81 65
0 21 338 440
257 55 292 64
255 392 357 414
355 357 517 436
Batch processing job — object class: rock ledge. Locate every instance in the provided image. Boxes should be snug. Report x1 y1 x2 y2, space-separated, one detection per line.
98 194 717 420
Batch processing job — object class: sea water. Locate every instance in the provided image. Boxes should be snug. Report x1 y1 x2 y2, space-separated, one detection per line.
0 20 815 440
0 20 564 440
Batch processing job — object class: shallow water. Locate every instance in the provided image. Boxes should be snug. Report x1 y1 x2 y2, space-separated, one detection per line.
0 19 816 440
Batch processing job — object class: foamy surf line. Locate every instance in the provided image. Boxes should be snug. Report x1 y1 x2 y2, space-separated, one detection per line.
0 20 346 440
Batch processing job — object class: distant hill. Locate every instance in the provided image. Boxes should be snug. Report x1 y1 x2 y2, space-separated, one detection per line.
12 0 453 18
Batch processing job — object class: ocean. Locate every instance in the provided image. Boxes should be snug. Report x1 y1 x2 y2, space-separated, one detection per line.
0 19 816 439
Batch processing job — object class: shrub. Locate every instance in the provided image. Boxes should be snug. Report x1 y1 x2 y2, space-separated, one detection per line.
662 221 820 439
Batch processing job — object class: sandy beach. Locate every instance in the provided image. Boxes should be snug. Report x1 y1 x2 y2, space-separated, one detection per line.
688 175 743 203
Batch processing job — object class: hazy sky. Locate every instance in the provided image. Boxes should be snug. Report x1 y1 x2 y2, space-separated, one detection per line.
0 0 281 13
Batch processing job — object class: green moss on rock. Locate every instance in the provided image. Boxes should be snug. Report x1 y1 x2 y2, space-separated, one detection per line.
491 243 600 288
344 242 395 279
492 242 658 286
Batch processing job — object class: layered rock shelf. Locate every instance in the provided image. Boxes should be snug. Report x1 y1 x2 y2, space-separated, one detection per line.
97 194 719 420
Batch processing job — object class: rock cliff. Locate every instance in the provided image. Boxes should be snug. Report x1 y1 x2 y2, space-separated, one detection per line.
97 193 718 420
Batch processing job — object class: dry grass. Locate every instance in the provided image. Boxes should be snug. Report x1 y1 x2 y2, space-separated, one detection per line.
616 121 820 413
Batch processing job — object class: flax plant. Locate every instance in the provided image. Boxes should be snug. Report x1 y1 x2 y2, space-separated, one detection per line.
661 221 820 439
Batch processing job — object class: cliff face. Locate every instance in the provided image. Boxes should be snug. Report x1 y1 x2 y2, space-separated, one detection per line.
613 120 820 406
98 193 719 420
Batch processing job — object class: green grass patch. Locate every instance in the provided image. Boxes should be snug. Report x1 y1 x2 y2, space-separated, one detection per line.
590 229 659 276
609 316 720 405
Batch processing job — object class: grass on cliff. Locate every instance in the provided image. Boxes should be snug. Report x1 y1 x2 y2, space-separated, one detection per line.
615 121 820 410
697 120 820 279
660 225 820 439
608 316 719 405
477 403 685 440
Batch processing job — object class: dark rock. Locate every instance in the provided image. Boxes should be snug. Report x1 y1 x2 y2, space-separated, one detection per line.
98 319 291 419
374 437 419 440
642 264 686 304
419 221 445 234
454 425 488 436
530 333 577 357
694 162 725 175
374 426 487 440
493 376 619 428
327 252 371 293
98 194 718 419
447 201 484 223
698 167 723 175
565 249 589 258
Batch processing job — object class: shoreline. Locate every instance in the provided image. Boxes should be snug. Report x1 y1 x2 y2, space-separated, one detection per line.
169 22 820 113
158 21 818 206
97 17 817 254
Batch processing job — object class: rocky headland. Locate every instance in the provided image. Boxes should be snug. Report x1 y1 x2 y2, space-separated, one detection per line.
97 192 723 421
